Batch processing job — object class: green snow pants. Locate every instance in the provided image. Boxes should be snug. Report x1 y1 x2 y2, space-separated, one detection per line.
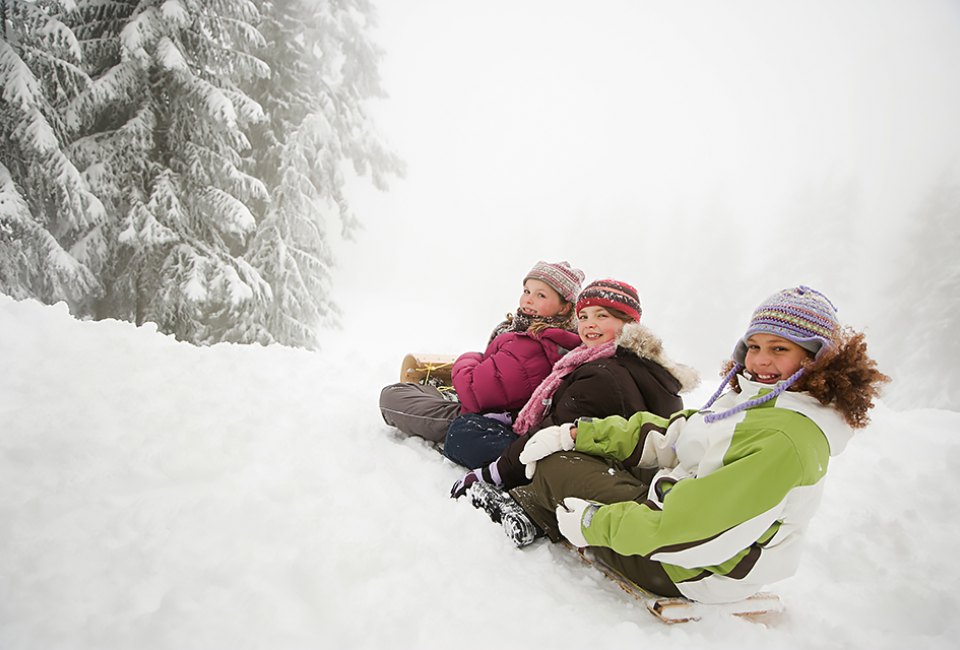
511 451 682 598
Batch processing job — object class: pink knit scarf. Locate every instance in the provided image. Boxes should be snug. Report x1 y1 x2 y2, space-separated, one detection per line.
513 340 618 435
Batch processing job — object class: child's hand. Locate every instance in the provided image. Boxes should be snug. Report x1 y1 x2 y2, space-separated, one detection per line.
518 423 576 478
556 497 599 548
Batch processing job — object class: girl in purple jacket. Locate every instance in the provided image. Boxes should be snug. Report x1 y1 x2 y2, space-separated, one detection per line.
378 261 584 443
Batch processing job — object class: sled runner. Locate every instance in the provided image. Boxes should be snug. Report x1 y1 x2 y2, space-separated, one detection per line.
570 545 784 624
399 353 457 386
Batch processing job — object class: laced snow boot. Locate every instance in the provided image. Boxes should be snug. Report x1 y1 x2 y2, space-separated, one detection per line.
467 480 509 523
467 482 543 547
502 509 540 548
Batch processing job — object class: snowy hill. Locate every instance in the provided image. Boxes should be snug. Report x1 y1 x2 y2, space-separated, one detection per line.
1 293 957 649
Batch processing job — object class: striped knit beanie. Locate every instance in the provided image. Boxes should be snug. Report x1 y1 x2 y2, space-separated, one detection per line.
524 261 585 303
732 285 839 365
703 285 839 423
575 279 642 322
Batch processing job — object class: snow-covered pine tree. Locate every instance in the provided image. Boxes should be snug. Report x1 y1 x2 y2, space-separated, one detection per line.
0 0 104 311
244 0 403 348
67 0 274 344
4 0 400 348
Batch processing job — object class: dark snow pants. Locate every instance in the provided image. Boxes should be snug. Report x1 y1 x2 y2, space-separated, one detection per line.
512 451 682 598
443 414 520 469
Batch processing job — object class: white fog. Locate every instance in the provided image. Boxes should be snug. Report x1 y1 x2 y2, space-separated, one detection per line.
3 2 960 649
338 0 960 410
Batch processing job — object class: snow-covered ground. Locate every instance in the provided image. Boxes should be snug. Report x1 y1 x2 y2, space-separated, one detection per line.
2 293 957 649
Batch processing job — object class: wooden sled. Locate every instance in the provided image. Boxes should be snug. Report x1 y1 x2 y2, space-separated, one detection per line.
573 547 783 624
399 353 457 385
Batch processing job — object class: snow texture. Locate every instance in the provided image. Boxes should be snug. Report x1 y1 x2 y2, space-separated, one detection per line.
1 293 957 650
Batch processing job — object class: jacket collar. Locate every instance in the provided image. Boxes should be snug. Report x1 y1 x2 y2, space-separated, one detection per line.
616 322 700 393
737 375 853 455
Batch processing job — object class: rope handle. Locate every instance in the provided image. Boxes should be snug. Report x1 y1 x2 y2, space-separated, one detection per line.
405 360 454 383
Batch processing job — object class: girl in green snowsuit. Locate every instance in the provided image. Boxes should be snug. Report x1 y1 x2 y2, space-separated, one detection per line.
515 286 888 604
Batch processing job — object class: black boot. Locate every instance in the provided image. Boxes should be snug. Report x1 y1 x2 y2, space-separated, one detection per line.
467 480 508 523
467 482 543 548
502 509 540 548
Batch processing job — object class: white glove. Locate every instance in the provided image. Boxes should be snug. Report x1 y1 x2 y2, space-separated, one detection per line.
518 423 576 479
556 497 599 548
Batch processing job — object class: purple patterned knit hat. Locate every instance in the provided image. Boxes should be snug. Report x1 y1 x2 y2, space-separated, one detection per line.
524 261 585 303
702 285 839 423
732 285 839 365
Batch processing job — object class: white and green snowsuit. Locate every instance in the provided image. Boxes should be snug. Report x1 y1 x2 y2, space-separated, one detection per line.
540 375 852 603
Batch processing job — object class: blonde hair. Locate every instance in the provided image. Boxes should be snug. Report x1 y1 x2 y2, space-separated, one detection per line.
526 299 576 335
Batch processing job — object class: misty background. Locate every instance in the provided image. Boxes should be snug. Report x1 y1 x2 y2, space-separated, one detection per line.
4 5 959 645
336 0 960 411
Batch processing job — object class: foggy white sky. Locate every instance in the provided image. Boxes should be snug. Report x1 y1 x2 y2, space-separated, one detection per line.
336 0 960 407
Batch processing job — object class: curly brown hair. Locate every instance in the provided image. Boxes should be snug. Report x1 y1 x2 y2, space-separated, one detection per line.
720 327 890 429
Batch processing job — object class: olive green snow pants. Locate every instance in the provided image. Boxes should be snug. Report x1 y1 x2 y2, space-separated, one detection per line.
511 451 682 598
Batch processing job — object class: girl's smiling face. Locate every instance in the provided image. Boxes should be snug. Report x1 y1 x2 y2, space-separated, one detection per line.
744 333 812 384
577 305 625 347
519 279 567 318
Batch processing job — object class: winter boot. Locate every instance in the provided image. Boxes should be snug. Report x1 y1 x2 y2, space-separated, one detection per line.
467 482 543 547
502 508 541 548
467 480 509 523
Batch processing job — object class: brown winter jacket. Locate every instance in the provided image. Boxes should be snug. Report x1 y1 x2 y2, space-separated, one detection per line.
495 322 699 490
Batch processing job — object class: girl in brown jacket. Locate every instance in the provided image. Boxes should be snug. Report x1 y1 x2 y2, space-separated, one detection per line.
447 279 699 494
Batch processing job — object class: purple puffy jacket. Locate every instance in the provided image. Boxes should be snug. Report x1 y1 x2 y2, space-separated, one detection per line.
452 328 582 415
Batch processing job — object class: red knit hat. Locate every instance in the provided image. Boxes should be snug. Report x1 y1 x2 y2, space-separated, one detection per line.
576 279 642 322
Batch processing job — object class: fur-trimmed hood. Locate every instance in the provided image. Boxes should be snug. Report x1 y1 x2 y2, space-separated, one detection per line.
616 322 700 393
